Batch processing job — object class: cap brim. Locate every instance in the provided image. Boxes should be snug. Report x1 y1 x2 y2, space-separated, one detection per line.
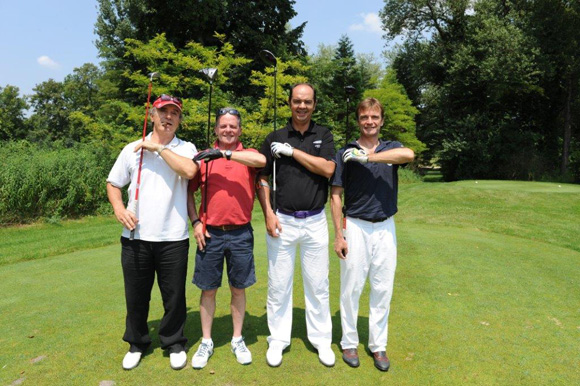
154 100 182 111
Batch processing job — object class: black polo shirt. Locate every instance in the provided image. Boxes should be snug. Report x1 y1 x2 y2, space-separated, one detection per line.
259 120 335 212
331 140 403 220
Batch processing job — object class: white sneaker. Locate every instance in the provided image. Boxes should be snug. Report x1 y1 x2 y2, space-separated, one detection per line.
318 347 335 367
266 345 283 367
122 351 142 370
169 350 187 370
231 337 252 365
191 341 214 369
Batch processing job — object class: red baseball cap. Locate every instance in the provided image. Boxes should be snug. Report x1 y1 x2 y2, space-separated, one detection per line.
153 94 182 111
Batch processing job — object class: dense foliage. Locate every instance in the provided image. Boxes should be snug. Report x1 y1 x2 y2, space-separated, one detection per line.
13 0 580 222
381 0 580 181
0 142 114 224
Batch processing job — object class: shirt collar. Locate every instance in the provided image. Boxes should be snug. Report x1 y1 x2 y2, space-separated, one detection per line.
146 133 179 147
287 120 316 136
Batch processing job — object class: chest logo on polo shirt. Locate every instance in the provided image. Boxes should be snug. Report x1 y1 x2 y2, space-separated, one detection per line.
313 140 322 149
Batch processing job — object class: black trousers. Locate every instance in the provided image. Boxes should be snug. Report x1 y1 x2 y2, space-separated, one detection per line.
120 237 189 352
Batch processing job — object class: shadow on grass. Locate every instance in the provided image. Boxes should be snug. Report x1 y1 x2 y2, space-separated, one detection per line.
145 307 270 354
144 307 369 357
330 310 370 352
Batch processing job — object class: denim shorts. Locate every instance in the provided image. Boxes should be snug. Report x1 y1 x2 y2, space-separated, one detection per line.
193 223 256 290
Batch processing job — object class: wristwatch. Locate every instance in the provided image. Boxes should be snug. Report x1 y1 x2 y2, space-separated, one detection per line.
225 150 232 160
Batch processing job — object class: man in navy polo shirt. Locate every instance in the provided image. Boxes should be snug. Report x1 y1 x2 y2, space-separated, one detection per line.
330 97 414 372
257 83 337 367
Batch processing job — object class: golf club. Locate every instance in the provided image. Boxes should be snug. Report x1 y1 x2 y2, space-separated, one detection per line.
342 85 356 239
129 72 160 240
200 68 218 234
259 49 278 211
344 85 356 145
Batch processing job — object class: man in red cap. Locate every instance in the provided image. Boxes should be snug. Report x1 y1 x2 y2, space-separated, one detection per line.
107 94 198 371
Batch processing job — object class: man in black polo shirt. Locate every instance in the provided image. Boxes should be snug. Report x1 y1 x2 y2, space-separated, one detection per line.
330 97 414 372
257 83 336 368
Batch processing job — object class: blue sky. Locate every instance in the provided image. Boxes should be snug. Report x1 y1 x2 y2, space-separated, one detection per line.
0 0 387 97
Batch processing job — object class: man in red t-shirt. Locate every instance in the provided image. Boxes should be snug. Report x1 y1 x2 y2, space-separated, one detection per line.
187 107 266 369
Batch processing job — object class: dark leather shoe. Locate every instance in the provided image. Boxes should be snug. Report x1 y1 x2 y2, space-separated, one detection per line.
342 348 360 368
373 351 390 371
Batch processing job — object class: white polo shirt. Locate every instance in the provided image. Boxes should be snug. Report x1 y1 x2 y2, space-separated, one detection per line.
107 134 197 241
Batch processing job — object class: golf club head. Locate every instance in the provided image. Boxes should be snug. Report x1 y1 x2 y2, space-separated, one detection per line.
259 50 277 66
345 85 356 95
200 68 218 82
148 72 160 81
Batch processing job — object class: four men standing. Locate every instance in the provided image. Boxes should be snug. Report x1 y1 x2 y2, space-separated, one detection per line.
108 89 413 372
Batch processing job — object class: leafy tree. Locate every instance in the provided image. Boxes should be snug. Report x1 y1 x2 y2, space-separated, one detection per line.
94 0 306 100
248 57 310 149
26 64 107 144
28 80 70 144
364 70 426 154
0 85 28 141
116 33 252 147
381 0 578 181
518 0 580 176
306 36 383 145
63 63 104 117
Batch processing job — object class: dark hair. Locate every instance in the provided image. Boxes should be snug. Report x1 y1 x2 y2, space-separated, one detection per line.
288 83 317 104
356 97 384 119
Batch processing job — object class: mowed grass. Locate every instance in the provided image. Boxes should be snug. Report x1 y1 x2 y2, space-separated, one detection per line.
1 180 579 385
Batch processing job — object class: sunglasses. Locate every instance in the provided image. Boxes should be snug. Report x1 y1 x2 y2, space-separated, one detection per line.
216 108 242 126
217 108 241 117
158 94 182 108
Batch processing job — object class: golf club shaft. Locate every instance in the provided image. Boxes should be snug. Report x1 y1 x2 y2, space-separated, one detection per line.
202 81 214 234
130 79 154 240
272 66 277 212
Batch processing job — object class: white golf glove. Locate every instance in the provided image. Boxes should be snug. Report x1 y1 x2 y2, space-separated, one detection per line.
343 148 369 163
271 142 294 158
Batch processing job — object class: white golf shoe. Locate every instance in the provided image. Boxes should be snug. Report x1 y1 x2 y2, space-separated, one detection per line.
122 351 142 370
169 350 187 370
266 344 283 367
191 340 214 369
318 347 336 367
231 337 252 365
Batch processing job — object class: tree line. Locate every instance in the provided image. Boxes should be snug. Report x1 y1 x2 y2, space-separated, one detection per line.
382 0 579 181
0 0 578 224
0 0 421 224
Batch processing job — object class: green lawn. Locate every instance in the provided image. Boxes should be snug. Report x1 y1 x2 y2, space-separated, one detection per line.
1 180 579 385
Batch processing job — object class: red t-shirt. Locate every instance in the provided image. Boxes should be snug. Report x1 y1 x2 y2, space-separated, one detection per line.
189 142 258 226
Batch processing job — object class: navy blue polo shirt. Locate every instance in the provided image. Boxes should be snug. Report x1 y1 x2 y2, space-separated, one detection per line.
259 120 335 212
331 140 404 221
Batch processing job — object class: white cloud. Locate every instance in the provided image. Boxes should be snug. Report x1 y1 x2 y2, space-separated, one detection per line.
349 13 383 34
37 55 61 70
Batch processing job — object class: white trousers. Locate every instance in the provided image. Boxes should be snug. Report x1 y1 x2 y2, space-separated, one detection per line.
340 216 397 352
266 211 332 350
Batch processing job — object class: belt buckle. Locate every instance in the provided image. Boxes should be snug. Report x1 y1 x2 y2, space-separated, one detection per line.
294 211 307 219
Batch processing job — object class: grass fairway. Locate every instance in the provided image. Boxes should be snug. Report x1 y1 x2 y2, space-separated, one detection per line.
1 180 579 385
